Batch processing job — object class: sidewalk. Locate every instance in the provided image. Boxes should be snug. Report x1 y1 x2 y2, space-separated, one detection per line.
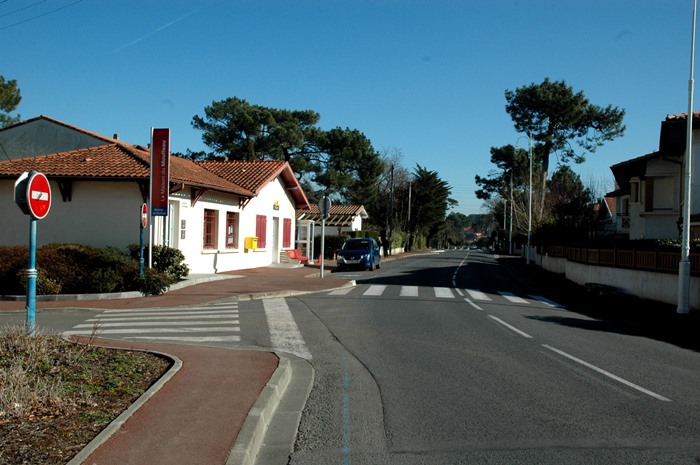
0 263 355 465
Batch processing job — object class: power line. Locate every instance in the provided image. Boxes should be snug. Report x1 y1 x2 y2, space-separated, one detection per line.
0 0 48 19
0 0 83 31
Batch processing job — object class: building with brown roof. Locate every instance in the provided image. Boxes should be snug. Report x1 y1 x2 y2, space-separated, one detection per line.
0 117 310 273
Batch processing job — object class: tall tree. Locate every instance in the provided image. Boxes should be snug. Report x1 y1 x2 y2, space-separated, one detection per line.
547 165 593 234
409 165 455 245
191 97 382 205
0 75 21 127
505 78 625 216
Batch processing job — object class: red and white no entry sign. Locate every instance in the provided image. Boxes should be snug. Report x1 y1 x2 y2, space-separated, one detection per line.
26 172 51 220
141 203 148 229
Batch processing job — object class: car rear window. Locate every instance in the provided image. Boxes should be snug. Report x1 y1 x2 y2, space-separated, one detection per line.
343 240 370 250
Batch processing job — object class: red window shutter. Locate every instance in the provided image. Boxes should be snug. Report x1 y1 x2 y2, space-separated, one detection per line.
256 215 267 248
283 218 292 248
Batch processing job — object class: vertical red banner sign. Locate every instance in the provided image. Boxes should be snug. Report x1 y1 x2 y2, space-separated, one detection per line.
150 128 170 216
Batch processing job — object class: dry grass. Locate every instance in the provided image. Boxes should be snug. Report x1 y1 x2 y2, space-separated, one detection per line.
0 325 170 464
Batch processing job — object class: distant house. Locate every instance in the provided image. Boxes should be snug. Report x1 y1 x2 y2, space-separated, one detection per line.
0 116 310 273
296 204 369 236
606 111 700 240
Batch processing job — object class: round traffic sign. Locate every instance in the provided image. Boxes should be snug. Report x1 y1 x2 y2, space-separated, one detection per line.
141 203 148 229
26 172 51 220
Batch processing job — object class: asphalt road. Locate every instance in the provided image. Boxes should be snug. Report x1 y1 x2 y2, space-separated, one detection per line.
283 249 700 464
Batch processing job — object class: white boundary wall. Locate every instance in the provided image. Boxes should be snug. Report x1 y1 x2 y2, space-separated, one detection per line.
533 249 700 311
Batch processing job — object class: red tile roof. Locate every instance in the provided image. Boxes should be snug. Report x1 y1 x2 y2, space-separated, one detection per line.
665 111 700 121
0 143 254 196
198 160 310 208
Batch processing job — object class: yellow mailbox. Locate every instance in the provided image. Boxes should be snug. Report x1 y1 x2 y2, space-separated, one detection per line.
244 236 258 250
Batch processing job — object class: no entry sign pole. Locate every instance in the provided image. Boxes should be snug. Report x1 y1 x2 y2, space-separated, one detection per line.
140 203 148 276
26 218 38 335
14 170 52 336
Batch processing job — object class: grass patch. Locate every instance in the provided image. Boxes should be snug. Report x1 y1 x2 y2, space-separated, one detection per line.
0 325 170 464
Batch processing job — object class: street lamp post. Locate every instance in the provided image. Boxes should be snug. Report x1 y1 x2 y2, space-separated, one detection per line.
527 135 533 265
678 0 697 314
515 136 533 264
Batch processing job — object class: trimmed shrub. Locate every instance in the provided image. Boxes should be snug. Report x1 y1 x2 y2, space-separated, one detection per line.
127 244 189 281
137 268 173 296
0 246 29 295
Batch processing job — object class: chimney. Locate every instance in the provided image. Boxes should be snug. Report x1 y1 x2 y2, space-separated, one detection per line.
113 133 119 140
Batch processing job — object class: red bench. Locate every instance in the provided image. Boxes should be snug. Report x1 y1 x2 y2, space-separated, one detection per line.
285 249 309 263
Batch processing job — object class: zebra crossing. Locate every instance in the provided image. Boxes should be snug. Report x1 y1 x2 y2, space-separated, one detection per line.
329 285 565 308
62 300 241 343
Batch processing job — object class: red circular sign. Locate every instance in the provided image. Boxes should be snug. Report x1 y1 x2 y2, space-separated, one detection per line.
27 172 51 220
141 203 148 229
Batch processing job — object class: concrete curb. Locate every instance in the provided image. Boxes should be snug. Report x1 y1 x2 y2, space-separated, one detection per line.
227 353 314 465
2 274 239 302
66 345 183 465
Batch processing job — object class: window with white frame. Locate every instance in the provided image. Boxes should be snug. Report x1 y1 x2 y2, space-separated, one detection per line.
226 212 239 249
203 209 218 249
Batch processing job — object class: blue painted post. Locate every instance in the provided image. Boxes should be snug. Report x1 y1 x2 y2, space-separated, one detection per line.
139 222 145 276
26 217 37 336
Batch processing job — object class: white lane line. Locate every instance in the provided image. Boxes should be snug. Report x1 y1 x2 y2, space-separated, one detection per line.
465 298 484 311
363 285 387 296
529 295 565 309
73 320 239 328
329 287 354 296
434 287 455 298
454 288 464 297
466 289 491 301
497 291 529 304
263 298 312 360
542 345 671 402
488 315 533 338
400 286 419 297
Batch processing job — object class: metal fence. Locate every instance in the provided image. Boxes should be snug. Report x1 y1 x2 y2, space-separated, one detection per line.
542 246 700 275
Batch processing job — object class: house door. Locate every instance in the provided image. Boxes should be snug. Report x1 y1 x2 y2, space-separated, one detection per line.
272 217 279 263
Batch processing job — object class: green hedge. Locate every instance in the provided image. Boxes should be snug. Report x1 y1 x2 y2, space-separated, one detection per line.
0 244 189 296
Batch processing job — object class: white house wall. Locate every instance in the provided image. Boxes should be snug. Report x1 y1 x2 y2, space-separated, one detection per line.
2 176 300 275
167 177 298 274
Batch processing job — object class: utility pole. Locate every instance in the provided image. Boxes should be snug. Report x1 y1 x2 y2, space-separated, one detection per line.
389 165 395 254
407 180 412 251
678 0 697 314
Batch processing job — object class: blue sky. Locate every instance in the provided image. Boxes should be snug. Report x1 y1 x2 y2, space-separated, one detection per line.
2 0 696 215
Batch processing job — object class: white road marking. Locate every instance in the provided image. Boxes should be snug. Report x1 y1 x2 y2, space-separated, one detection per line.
329 287 354 296
73 320 239 328
497 291 529 304
86 313 237 322
465 298 484 311
64 327 240 335
434 287 455 298
363 285 387 296
488 315 533 338
542 345 671 402
529 295 565 309
129 336 241 342
400 286 419 297
465 289 491 301
263 298 312 360
454 288 464 296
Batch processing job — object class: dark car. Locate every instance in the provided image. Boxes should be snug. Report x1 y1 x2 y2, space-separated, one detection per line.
336 237 381 271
